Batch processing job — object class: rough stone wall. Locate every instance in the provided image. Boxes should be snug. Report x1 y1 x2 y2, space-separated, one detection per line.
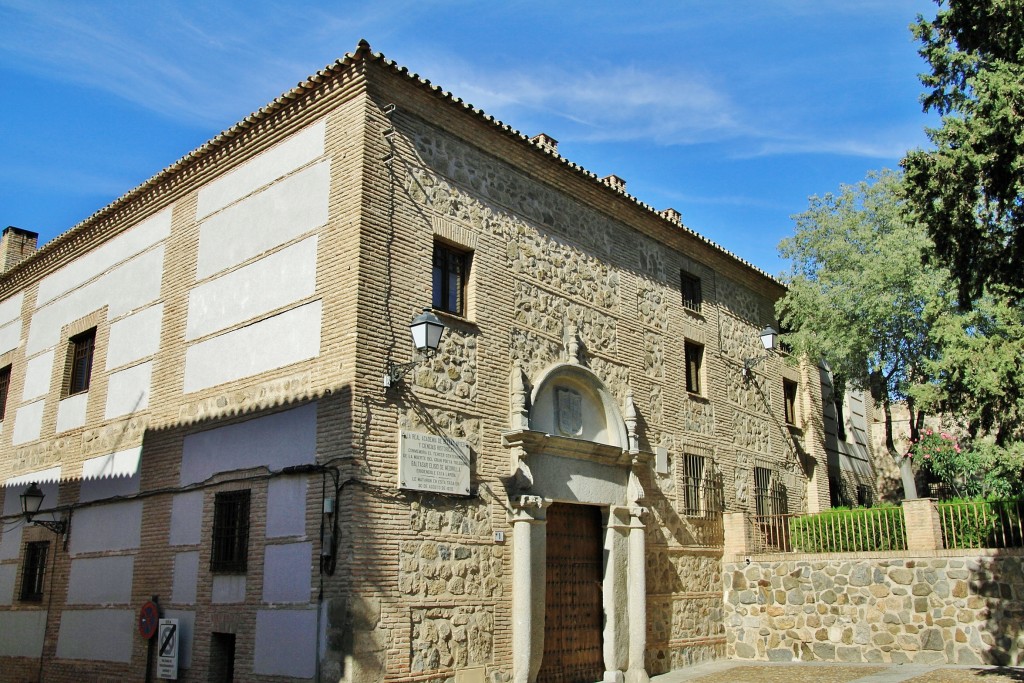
724 553 1024 666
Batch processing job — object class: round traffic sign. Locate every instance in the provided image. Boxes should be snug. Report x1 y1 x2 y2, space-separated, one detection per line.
139 601 159 639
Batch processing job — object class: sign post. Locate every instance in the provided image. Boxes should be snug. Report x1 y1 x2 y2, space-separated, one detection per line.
156 618 179 680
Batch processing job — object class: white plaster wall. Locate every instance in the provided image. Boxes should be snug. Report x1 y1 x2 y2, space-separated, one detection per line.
196 119 325 220
80 447 141 503
6 466 61 486
104 361 152 419
172 551 199 605
27 245 164 355
253 609 317 677
0 610 47 657
69 500 142 554
56 393 89 433
182 300 321 394
164 609 195 668
67 555 134 605
106 304 163 370
169 491 204 546
0 292 24 326
55 609 134 662
266 476 307 538
262 542 312 603
12 399 44 444
180 403 317 485
196 161 329 279
0 524 22 561
211 574 246 604
0 318 21 356
36 208 171 307
187 236 318 340
21 350 54 400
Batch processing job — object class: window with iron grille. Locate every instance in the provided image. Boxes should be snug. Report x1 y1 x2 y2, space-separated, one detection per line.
681 454 724 517
20 541 48 601
432 241 470 316
680 271 702 313
783 379 798 425
67 328 96 395
684 341 703 395
0 364 10 420
211 490 250 573
857 484 873 508
754 467 788 516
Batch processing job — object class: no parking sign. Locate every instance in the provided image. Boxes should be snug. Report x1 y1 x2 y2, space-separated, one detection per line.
156 618 179 680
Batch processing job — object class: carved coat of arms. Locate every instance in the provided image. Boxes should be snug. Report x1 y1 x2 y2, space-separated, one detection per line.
556 386 583 436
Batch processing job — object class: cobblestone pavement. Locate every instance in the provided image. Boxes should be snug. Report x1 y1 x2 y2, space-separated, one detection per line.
652 661 1024 683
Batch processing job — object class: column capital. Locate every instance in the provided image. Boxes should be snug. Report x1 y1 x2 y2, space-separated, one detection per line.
509 495 551 523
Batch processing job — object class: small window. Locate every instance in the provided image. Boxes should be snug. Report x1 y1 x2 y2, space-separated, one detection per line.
680 271 702 313
432 241 470 316
783 379 798 425
67 328 96 395
0 364 10 420
211 490 250 573
754 467 788 517
857 484 873 508
684 341 703 395
833 379 848 441
681 454 706 516
20 541 49 601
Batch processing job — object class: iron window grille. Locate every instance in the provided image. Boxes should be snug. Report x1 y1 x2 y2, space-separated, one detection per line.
680 271 702 313
68 328 96 395
681 454 724 518
684 341 704 395
211 490 250 573
0 364 10 420
432 241 470 316
20 540 48 601
754 466 788 517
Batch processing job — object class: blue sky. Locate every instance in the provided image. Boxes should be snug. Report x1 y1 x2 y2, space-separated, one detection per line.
0 0 936 277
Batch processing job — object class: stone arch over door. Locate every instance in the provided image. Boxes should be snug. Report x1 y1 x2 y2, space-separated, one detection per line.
505 362 649 683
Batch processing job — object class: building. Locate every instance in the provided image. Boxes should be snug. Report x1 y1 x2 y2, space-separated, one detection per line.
0 41 840 682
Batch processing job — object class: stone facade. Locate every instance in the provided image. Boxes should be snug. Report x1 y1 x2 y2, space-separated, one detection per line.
0 41 836 682
724 553 1024 666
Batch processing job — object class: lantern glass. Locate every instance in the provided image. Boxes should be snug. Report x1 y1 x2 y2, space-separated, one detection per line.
759 326 778 351
21 482 44 516
409 309 445 353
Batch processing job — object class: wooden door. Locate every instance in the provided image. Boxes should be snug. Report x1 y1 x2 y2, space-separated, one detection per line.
537 503 605 683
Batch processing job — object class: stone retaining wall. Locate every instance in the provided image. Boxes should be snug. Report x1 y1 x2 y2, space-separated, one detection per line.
723 553 1024 666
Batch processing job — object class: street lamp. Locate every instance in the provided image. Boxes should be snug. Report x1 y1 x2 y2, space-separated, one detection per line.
384 308 447 388
20 482 67 535
742 326 779 381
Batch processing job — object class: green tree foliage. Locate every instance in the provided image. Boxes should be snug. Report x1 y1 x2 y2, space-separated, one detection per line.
902 0 1024 307
777 170 953 500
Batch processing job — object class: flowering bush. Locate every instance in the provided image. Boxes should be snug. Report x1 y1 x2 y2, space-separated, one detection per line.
909 429 983 498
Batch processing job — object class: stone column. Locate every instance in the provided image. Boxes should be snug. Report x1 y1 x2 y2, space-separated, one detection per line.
511 495 550 683
603 506 631 683
625 506 649 683
903 498 943 551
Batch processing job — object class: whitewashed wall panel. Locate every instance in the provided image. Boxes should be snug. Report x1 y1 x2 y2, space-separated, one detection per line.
196 119 325 220
0 319 21 357
104 361 152 419
67 556 134 604
0 611 47 657
21 350 54 401
0 293 24 326
187 236 317 340
195 161 329 279
12 400 45 445
254 609 317 677
80 447 141 503
55 610 134 662
69 501 142 554
55 393 88 433
182 300 321 393
105 305 163 370
36 208 171 307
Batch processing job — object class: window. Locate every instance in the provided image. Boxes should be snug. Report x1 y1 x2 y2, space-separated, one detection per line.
432 241 470 316
684 341 703 395
211 490 250 573
833 379 847 441
20 541 49 601
783 379 798 425
681 454 705 516
0 364 10 420
857 484 873 508
754 467 788 517
209 632 237 682
67 328 96 395
680 271 702 313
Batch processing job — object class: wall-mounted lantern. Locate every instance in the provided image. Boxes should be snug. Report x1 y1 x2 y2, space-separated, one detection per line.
742 326 779 381
20 482 68 535
383 308 446 389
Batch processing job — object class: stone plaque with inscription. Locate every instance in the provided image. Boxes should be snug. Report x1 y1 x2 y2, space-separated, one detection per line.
399 430 471 495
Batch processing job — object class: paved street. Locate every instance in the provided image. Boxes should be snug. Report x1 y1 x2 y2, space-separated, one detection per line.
652 661 1024 683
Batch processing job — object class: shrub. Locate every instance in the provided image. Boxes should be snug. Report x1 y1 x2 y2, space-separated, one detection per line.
788 506 906 553
937 498 1024 549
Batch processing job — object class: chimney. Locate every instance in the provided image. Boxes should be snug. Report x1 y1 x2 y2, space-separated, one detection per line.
530 133 559 155
602 174 626 193
1 226 39 274
659 208 682 226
